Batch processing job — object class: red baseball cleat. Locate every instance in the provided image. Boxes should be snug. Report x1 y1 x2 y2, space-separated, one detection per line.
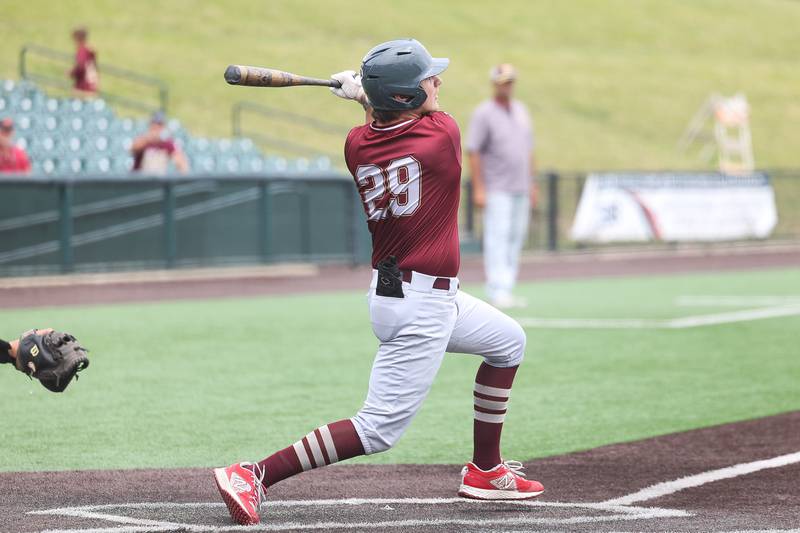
213 462 267 525
458 460 544 500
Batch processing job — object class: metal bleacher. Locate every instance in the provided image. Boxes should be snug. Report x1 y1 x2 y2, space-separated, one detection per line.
0 79 333 176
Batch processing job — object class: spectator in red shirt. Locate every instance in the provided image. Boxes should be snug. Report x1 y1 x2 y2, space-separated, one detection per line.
70 27 99 95
131 112 189 175
0 118 32 175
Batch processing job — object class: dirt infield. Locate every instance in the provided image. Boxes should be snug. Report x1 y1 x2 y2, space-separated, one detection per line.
2 243 799 309
2 411 798 532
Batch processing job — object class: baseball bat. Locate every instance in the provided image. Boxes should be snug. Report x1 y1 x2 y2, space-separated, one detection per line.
224 65 342 89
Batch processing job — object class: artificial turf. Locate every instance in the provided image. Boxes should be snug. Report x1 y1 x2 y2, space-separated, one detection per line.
1 268 798 471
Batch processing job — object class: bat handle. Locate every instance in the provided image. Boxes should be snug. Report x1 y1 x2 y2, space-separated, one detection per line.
330 79 342 89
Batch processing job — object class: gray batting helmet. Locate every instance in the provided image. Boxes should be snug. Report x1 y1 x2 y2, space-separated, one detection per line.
360 39 449 111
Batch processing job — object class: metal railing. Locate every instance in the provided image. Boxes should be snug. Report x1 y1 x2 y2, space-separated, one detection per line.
231 100 347 160
19 44 169 114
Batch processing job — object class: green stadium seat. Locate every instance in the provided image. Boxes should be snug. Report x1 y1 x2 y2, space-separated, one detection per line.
88 116 111 133
67 99 84 113
39 157 57 175
1 80 15 93
65 136 83 153
240 155 265 173
42 115 59 132
112 156 134 173
44 98 59 113
193 154 216 173
67 117 85 132
57 156 84 175
15 115 35 132
291 157 310 173
118 118 136 133
314 156 332 171
217 155 240 172
236 138 255 154
1 78 333 178
31 135 58 154
93 136 111 152
86 156 113 174
18 97 34 112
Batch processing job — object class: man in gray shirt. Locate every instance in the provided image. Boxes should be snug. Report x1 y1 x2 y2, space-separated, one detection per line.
467 64 536 308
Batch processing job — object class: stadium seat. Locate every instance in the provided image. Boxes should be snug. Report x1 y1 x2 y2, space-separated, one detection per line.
59 157 84 175
217 155 240 173
45 98 59 113
15 115 34 132
1 79 331 177
193 154 216 173
93 136 110 152
18 98 33 112
66 136 83 153
43 115 59 132
86 156 113 174
112 156 134 173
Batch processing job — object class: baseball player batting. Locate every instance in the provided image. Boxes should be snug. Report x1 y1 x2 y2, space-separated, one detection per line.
214 38 544 526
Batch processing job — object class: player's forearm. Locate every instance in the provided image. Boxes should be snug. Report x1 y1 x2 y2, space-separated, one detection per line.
130 137 148 153
174 151 190 174
468 152 484 190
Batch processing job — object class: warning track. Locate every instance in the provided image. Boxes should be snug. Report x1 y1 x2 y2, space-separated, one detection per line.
1 243 798 309
3 411 799 532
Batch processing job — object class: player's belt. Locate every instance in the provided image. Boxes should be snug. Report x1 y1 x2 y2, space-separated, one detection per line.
401 270 452 291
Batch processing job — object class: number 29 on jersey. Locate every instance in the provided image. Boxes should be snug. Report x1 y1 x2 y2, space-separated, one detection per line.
355 156 422 221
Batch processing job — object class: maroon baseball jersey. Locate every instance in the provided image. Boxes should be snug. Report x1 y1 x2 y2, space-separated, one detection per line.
71 44 98 93
132 139 176 172
0 145 31 174
345 111 462 278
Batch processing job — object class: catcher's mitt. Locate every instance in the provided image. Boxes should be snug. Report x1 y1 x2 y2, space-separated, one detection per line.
16 329 89 393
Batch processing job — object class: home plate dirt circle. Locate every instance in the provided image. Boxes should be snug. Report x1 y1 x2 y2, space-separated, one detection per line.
5 412 800 533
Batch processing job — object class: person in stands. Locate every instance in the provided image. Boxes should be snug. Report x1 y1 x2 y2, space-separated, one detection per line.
131 112 189 175
0 118 31 175
69 27 99 96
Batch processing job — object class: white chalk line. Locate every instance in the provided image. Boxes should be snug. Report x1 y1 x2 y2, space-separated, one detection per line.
518 305 800 330
605 450 800 506
29 447 800 532
675 295 800 307
30 498 689 533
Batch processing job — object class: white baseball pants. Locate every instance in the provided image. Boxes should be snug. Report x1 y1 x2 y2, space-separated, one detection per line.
483 191 531 302
351 270 527 454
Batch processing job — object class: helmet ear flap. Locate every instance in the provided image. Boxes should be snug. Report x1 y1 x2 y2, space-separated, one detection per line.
376 85 428 111
408 87 429 109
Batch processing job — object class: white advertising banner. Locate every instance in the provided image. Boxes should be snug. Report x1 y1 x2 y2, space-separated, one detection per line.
570 173 777 243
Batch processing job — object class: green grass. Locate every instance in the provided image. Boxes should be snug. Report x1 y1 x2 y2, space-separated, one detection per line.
1 268 798 472
1 0 799 170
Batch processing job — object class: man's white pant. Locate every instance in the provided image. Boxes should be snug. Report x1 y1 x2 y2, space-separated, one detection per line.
483 191 530 302
351 271 526 455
